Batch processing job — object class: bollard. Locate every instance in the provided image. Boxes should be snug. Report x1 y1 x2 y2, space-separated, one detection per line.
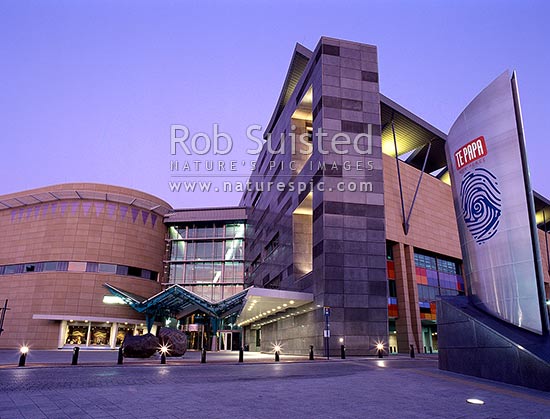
201 348 206 363
161 352 166 364
429 346 433 354
238 347 244 363
377 348 383 358
340 344 346 359
72 347 80 365
275 351 280 362
409 344 415 359
309 345 314 361
117 346 124 365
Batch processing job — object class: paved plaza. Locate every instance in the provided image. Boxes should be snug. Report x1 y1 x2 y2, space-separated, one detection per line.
0 351 549 418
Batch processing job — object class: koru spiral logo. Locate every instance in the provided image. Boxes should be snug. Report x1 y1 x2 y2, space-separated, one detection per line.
460 168 502 245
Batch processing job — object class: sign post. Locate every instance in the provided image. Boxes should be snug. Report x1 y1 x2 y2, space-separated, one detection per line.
323 306 330 359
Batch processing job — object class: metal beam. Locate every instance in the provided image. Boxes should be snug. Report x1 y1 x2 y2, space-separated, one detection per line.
403 141 433 234
391 116 408 235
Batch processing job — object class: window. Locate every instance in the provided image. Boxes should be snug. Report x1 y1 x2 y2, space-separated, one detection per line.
68 262 87 272
251 255 261 273
86 262 99 272
195 242 213 260
223 262 244 282
98 263 117 274
226 223 245 238
4 264 22 275
127 266 142 277
265 233 280 257
24 264 36 272
194 263 214 282
43 261 58 272
116 265 128 276
141 269 154 280
170 264 184 283
225 239 243 260
169 226 185 240
213 241 224 259
171 241 186 260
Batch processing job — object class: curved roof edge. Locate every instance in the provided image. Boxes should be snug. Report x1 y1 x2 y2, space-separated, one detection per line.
0 182 173 215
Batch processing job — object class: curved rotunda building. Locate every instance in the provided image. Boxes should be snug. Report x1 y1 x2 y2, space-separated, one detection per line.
0 183 171 349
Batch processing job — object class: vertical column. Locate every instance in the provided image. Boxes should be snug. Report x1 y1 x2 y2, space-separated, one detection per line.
315 38 386 355
394 243 423 353
58 320 67 349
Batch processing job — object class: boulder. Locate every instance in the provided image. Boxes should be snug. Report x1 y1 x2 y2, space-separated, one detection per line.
158 327 188 357
122 333 159 358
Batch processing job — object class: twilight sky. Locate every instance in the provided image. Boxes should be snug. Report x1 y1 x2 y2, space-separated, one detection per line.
1 0 549 208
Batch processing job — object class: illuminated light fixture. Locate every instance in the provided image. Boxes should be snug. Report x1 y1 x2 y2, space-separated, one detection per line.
277 306 281 309
103 295 126 305
289 300 295 304
316 304 321 308
466 399 484 405
267 310 271 313
252 300 257 304
339 338 344 343
124 322 128 325
20 346 29 354
106 321 110 324
84 320 89 323
271 342 283 353
283 304 287 307
69 320 74 323
160 345 170 355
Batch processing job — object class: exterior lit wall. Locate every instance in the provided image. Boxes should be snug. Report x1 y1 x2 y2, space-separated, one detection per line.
383 153 461 353
383 154 461 257
0 183 169 349
242 37 387 356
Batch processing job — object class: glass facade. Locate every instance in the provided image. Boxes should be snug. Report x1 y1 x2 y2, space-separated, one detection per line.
167 222 245 302
414 251 464 321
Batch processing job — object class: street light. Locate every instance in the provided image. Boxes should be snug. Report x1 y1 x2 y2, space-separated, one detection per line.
376 342 384 358
160 345 169 364
18 346 29 367
273 344 281 362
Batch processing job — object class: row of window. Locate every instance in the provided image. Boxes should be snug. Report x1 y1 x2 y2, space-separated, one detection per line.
249 233 280 275
168 262 244 283
170 239 244 261
168 223 245 240
182 284 244 303
414 252 460 275
0 261 158 281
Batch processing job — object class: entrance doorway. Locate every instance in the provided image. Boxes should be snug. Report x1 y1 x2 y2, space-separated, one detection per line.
219 331 232 351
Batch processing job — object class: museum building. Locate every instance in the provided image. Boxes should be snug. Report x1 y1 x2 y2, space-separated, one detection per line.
0 37 549 355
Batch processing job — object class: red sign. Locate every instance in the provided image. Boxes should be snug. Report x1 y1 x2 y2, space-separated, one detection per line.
454 136 487 170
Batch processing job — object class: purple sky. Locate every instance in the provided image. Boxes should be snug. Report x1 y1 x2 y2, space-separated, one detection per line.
1 1 549 208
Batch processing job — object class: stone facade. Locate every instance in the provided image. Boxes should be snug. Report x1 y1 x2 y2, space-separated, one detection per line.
0 183 170 349
241 37 387 355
